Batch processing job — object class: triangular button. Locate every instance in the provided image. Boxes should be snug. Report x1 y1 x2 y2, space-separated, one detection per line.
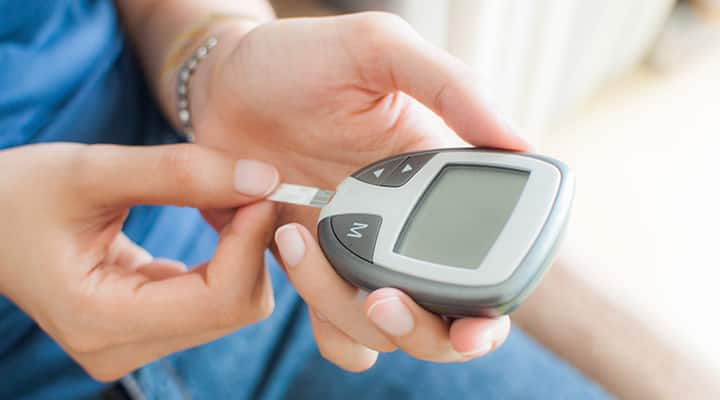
401 164 413 174
354 157 406 185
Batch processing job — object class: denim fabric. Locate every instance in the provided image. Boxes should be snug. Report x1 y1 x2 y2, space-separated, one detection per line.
122 207 610 400
0 1 610 399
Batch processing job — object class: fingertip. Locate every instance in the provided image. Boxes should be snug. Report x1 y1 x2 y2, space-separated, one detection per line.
450 315 511 358
465 128 531 153
504 134 532 152
339 349 379 373
274 223 307 268
446 79 531 152
309 306 380 372
233 159 280 197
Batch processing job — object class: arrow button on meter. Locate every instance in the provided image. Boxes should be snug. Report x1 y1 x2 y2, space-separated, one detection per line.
382 153 436 187
353 156 406 186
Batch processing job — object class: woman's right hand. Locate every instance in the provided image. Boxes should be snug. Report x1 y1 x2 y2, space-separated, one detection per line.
0 143 280 381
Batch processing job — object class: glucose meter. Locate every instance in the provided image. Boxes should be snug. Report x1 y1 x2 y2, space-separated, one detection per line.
269 148 574 317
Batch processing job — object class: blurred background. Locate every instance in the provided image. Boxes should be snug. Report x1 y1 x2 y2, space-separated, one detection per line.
272 0 720 377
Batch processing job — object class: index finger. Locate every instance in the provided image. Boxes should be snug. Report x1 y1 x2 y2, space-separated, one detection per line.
77 143 279 209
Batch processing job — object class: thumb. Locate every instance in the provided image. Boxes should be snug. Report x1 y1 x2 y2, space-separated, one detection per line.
77 144 279 208
85 201 278 342
348 13 529 151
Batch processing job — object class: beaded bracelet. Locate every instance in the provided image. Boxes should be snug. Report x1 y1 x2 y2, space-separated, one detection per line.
160 13 261 141
174 36 218 141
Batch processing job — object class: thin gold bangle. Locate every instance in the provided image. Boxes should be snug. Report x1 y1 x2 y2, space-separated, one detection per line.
159 13 258 82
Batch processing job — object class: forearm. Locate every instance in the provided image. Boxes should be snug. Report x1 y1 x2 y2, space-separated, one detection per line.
513 260 720 399
113 0 275 126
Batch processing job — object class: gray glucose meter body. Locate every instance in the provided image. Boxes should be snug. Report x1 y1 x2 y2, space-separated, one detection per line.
317 148 574 317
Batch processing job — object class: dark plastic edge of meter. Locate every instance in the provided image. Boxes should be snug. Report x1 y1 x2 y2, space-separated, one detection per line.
318 148 575 317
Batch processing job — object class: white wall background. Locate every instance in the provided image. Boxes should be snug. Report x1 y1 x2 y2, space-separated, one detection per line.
332 0 675 143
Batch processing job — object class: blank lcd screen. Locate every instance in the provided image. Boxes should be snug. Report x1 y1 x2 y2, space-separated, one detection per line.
395 166 529 269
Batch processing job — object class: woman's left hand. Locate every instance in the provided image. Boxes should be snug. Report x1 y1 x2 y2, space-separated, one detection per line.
191 12 522 371
274 222 511 371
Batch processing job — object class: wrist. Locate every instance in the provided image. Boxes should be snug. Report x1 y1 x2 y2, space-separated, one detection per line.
161 17 266 139
188 22 260 138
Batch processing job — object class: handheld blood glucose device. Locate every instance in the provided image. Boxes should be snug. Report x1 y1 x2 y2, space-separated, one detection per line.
270 149 574 317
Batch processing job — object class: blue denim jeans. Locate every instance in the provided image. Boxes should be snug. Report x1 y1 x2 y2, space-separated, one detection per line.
117 206 609 400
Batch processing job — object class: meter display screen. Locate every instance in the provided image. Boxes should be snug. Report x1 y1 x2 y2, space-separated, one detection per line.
395 165 529 269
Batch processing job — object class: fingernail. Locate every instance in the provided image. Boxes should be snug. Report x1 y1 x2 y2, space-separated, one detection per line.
458 316 510 357
460 341 494 358
275 224 305 268
131 249 154 267
234 159 279 196
367 297 414 337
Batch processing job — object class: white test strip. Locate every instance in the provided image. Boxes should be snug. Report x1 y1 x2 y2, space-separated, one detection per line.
267 183 335 208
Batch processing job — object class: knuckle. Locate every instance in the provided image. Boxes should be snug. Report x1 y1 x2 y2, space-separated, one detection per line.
353 11 412 35
346 12 418 85
68 144 101 195
214 287 274 328
161 144 200 190
432 80 451 117
351 12 414 53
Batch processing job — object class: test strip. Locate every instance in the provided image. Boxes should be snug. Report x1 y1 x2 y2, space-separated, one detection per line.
267 183 335 208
